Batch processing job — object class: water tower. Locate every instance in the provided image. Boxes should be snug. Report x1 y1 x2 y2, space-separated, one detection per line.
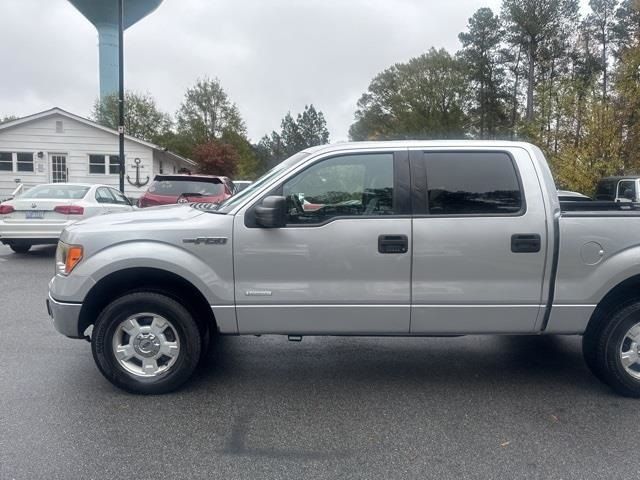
67 0 164 99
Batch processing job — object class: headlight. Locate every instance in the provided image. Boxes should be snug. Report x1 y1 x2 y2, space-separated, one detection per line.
55 241 83 276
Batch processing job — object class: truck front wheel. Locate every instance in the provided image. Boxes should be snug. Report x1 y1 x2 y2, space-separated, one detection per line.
583 302 640 397
91 292 201 394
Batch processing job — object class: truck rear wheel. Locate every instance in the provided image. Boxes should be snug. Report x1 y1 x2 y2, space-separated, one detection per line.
583 301 640 397
91 292 201 394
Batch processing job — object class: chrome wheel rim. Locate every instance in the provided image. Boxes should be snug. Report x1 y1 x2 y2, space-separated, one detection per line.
620 322 640 380
112 313 180 378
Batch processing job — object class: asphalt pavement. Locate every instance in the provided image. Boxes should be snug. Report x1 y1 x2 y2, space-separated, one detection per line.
0 244 638 480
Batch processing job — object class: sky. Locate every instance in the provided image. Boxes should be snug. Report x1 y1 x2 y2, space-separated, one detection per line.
1 0 591 143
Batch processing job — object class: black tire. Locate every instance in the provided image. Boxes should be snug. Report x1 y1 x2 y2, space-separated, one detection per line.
583 301 640 397
91 292 201 394
198 323 213 366
583 307 611 383
9 243 31 254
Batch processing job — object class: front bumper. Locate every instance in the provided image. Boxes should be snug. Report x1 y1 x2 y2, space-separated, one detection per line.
47 293 83 338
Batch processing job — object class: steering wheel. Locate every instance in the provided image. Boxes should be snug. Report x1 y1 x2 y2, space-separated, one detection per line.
288 193 305 215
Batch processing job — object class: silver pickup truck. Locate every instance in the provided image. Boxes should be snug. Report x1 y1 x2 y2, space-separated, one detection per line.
47 141 640 396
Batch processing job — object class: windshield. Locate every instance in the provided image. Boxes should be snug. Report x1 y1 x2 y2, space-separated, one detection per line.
19 184 90 199
216 151 311 212
148 179 224 196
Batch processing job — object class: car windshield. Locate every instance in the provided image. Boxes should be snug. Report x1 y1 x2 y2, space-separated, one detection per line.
148 179 224 196
19 184 90 199
216 151 310 213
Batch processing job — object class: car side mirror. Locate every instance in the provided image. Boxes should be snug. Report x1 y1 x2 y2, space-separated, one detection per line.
254 195 286 228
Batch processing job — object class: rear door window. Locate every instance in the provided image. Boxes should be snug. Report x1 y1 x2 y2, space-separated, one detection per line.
419 152 523 215
595 180 617 200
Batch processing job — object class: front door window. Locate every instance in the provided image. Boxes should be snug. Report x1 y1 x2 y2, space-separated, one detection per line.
282 153 395 225
51 154 67 183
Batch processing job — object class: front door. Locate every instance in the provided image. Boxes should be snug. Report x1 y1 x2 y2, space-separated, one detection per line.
50 154 67 183
409 149 548 334
233 150 412 335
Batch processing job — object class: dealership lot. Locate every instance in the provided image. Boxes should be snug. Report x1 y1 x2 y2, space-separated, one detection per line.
1 244 638 480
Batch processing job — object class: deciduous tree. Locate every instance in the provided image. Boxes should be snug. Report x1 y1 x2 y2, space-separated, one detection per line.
192 141 239 177
349 48 468 140
176 77 246 145
92 91 172 143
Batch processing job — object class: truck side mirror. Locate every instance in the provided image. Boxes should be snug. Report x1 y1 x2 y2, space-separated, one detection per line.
255 196 287 228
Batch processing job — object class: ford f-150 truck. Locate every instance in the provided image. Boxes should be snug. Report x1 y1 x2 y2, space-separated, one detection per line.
47 141 640 396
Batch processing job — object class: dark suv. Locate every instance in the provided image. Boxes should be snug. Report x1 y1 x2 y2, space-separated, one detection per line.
138 174 234 208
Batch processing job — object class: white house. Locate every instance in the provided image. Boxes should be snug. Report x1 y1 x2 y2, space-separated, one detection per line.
0 108 195 199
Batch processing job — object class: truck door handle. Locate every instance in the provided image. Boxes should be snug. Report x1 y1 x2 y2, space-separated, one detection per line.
378 235 408 254
511 234 541 253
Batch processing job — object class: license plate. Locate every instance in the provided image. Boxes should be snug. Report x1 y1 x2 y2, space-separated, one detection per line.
25 210 45 219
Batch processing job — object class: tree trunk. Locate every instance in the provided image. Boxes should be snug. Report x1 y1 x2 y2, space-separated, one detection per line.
546 58 556 148
510 46 523 140
526 38 535 122
602 23 608 105
480 82 486 139
575 92 583 148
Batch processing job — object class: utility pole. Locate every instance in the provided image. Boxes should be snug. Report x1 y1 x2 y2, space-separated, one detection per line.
118 0 125 193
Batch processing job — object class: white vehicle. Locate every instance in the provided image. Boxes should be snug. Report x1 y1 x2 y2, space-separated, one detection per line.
0 183 133 253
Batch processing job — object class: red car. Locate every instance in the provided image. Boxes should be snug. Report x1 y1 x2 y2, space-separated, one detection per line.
138 174 234 208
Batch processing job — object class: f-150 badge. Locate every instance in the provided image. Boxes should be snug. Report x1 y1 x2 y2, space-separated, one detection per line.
182 237 227 245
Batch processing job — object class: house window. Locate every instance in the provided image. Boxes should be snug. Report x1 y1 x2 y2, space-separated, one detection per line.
89 154 106 174
0 152 11 171
55 121 64 133
89 154 121 174
159 160 164 174
109 155 120 174
17 152 34 172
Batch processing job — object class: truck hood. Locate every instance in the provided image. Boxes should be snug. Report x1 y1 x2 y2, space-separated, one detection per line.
60 204 232 257
56 203 235 293
66 204 206 232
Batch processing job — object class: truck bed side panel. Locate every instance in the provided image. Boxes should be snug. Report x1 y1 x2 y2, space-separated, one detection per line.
546 214 640 333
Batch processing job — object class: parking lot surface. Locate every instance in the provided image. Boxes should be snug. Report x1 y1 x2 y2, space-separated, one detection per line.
0 244 638 480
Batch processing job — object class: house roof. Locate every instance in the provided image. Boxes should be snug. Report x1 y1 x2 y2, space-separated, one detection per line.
0 107 196 166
